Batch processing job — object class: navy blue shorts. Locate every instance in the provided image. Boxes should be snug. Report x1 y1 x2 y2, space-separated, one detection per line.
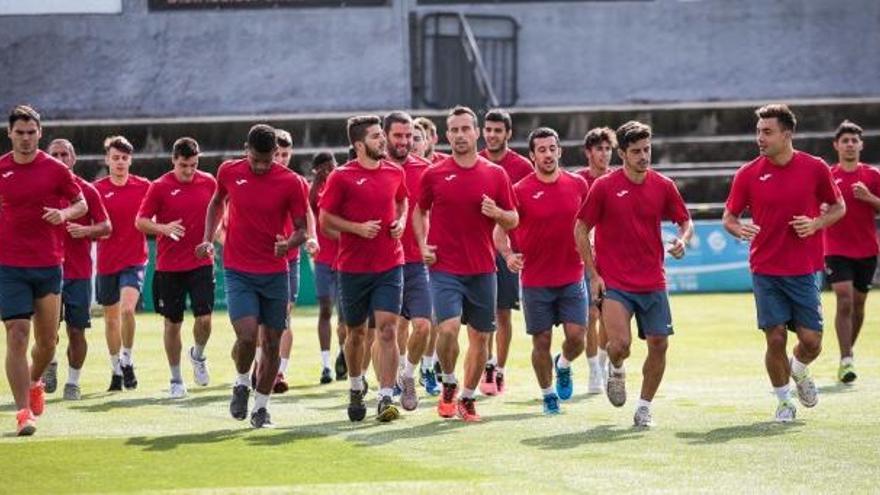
153 266 215 324
583 271 596 307
96 265 145 306
825 255 878 293
314 261 337 300
605 288 673 340
339 266 403 328
752 273 823 332
496 254 521 311
431 271 496 333
402 262 433 320
287 259 300 304
62 278 92 329
225 269 289 331
0 265 62 321
522 281 588 335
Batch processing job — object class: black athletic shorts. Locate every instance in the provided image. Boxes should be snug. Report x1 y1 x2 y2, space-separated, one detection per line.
152 265 215 323
825 255 878 293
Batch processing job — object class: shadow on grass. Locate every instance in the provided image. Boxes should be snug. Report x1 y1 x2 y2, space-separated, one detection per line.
69 391 229 412
818 383 856 395
521 424 647 450
504 393 597 407
675 421 803 445
126 428 248 451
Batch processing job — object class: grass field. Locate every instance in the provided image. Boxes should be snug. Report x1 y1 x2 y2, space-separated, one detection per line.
1 293 878 494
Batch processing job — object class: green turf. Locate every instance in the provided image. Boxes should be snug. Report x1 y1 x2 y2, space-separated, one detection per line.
1 293 878 493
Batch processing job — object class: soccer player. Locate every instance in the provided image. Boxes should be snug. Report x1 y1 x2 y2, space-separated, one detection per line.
413 106 518 422
414 116 449 164
723 104 844 422
319 115 408 422
46 139 111 401
94 136 151 392
577 127 617 393
383 111 434 410
412 122 430 161
495 127 589 415
576 120 693 427
198 124 308 428
0 105 87 435
824 120 880 383
136 138 216 398
479 108 534 396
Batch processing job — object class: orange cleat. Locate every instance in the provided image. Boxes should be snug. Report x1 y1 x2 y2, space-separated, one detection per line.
456 397 481 422
16 408 36 436
437 383 458 418
29 381 45 416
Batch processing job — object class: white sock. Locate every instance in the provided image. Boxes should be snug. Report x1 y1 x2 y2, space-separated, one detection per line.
487 356 497 366
399 354 406 367
791 357 808 377
598 348 608 366
421 355 433 371
378 387 394 399
350 375 364 391
637 398 652 410
587 356 599 370
235 373 250 387
557 355 571 369
170 365 182 383
110 355 122 375
541 386 555 397
496 366 505 376
461 387 475 399
254 346 262 363
120 347 133 367
253 392 270 411
278 358 289 374
321 350 331 369
841 356 854 366
774 384 791 401
443 373 458 385
403 359 416 379
192 344 205 360
610 362 625 375
67 367 81 386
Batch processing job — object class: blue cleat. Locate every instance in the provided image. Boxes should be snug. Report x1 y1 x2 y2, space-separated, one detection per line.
543 393 561 415
555 354 573 400
423 368 440 396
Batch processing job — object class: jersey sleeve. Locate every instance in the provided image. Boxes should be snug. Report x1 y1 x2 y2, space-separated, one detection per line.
215 163 230 200
663 178 691 224
725 167 750 216
57 164 83 201
84 184 109 224
317 169 344 215
495 169 516 210
417 168 434 211
577 180 604 227
395 168 408 203
137 182 162 219
287 176 308 222
815 160 843 205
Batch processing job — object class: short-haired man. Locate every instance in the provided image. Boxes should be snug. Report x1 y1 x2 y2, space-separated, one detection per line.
413 106 518 422
1 106 87 435
46 139 111 400
823 121 880 383
94 135 151 392
319 115 408 422
723 104 845 422
577 127 617 394
199 124 308 428
412 123 430 161
136 138 216 399
576 120 693 427
414 117 449 164
495 127 589 414
479 108 534 396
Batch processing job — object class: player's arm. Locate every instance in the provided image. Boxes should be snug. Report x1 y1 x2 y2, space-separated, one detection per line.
43 194 87 225
303 202 320 255
722 208 761 241
389 197 408 239
319 210 380 239
667 219 694 259
852 181 880 212
480 194 518 230
276 215 308 257
789 198 845 238
67 218 111 240
197 188 227 258
411 204 435 265
493 225 522 272
575 219 604 302
136 216 186 240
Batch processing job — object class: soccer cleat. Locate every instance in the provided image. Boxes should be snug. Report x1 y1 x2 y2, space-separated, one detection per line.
480 364 497 396
42 361 58 394
189 347 210 387
334 350 347 380
393 381 402 397
456 397 481 422
169 381 187 399
587 364 605 394
838 363 857 384
606 364 626 407
320 367 333 384
543 393 561 415
400 376 419 411
229 384 250 420
272 373 289 394
29 381 45 416
121 364 138 390
555 354 573 400
347 388 367 422
775 399 797 423
423 368 440 396
107 373 123 392
790 359 818 408
63 383 81 401
419 367 426 387
633 406 653 427
496 372 506 395
16 409 36 436
437 383 458 418
376 395 400 422
250 407 274 428
362 376 370 395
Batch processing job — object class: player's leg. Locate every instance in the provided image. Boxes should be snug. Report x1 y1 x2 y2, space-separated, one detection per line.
97 272 123 390
600 290 634 408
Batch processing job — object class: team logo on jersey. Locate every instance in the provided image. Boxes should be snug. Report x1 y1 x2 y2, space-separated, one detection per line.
616 190 629 198
532 191 545 199
444 174 457 182
758 173 772 182
171 189 181 196
356 178 368 186
104 192 115 199
235 179 248 186
1 171 13 179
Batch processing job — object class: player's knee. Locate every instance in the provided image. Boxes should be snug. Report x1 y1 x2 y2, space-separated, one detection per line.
6 326 29 352
799 333 822 356
377 325 396 344
121 305 136 318
765 328 787 351
34 331 57 352
195 315 212 327
835 292 854 315
646 336 668 354
607 339 630 359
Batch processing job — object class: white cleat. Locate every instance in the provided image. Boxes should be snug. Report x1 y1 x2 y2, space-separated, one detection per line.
633 406 654 427
587 366 605 394
169 381 188 399
190 347 210 387
790 359 818 408
775 400 797 423
606 364 626 407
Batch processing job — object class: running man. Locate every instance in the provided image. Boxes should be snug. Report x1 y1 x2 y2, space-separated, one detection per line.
576 120 693 427
415 117 449 164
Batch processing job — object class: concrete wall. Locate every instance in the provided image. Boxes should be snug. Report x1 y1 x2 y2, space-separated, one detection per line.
1 0 876 119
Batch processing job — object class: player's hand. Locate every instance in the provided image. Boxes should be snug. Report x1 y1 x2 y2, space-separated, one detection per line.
480 194 501 219
42 207 65 225
590 275 606 306
666 238 686 259
195 242 214 259
505 252 524 273
357 220 382 239
421 244 437 266
163 219 186 240
304 238 320 256
739 223 761 241
66 222 90 239
389 219 405 239
274 234 290 257
853 181 873 201
789 215 818 238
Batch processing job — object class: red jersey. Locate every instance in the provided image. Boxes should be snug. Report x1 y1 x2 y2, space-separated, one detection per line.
283 174 310 263
137 170 216 272
94 175 151 275
576 167 608 188
418 156 516 275
319 160 407 273
824 163 880 259
514 171 589 287
64 176 109 280
0 151 82 267
480 148 534 184
726 151 842 276
396 155 431 263
312 179 339 267
430 151 450 164
578 168 690 292
217 159 308 274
